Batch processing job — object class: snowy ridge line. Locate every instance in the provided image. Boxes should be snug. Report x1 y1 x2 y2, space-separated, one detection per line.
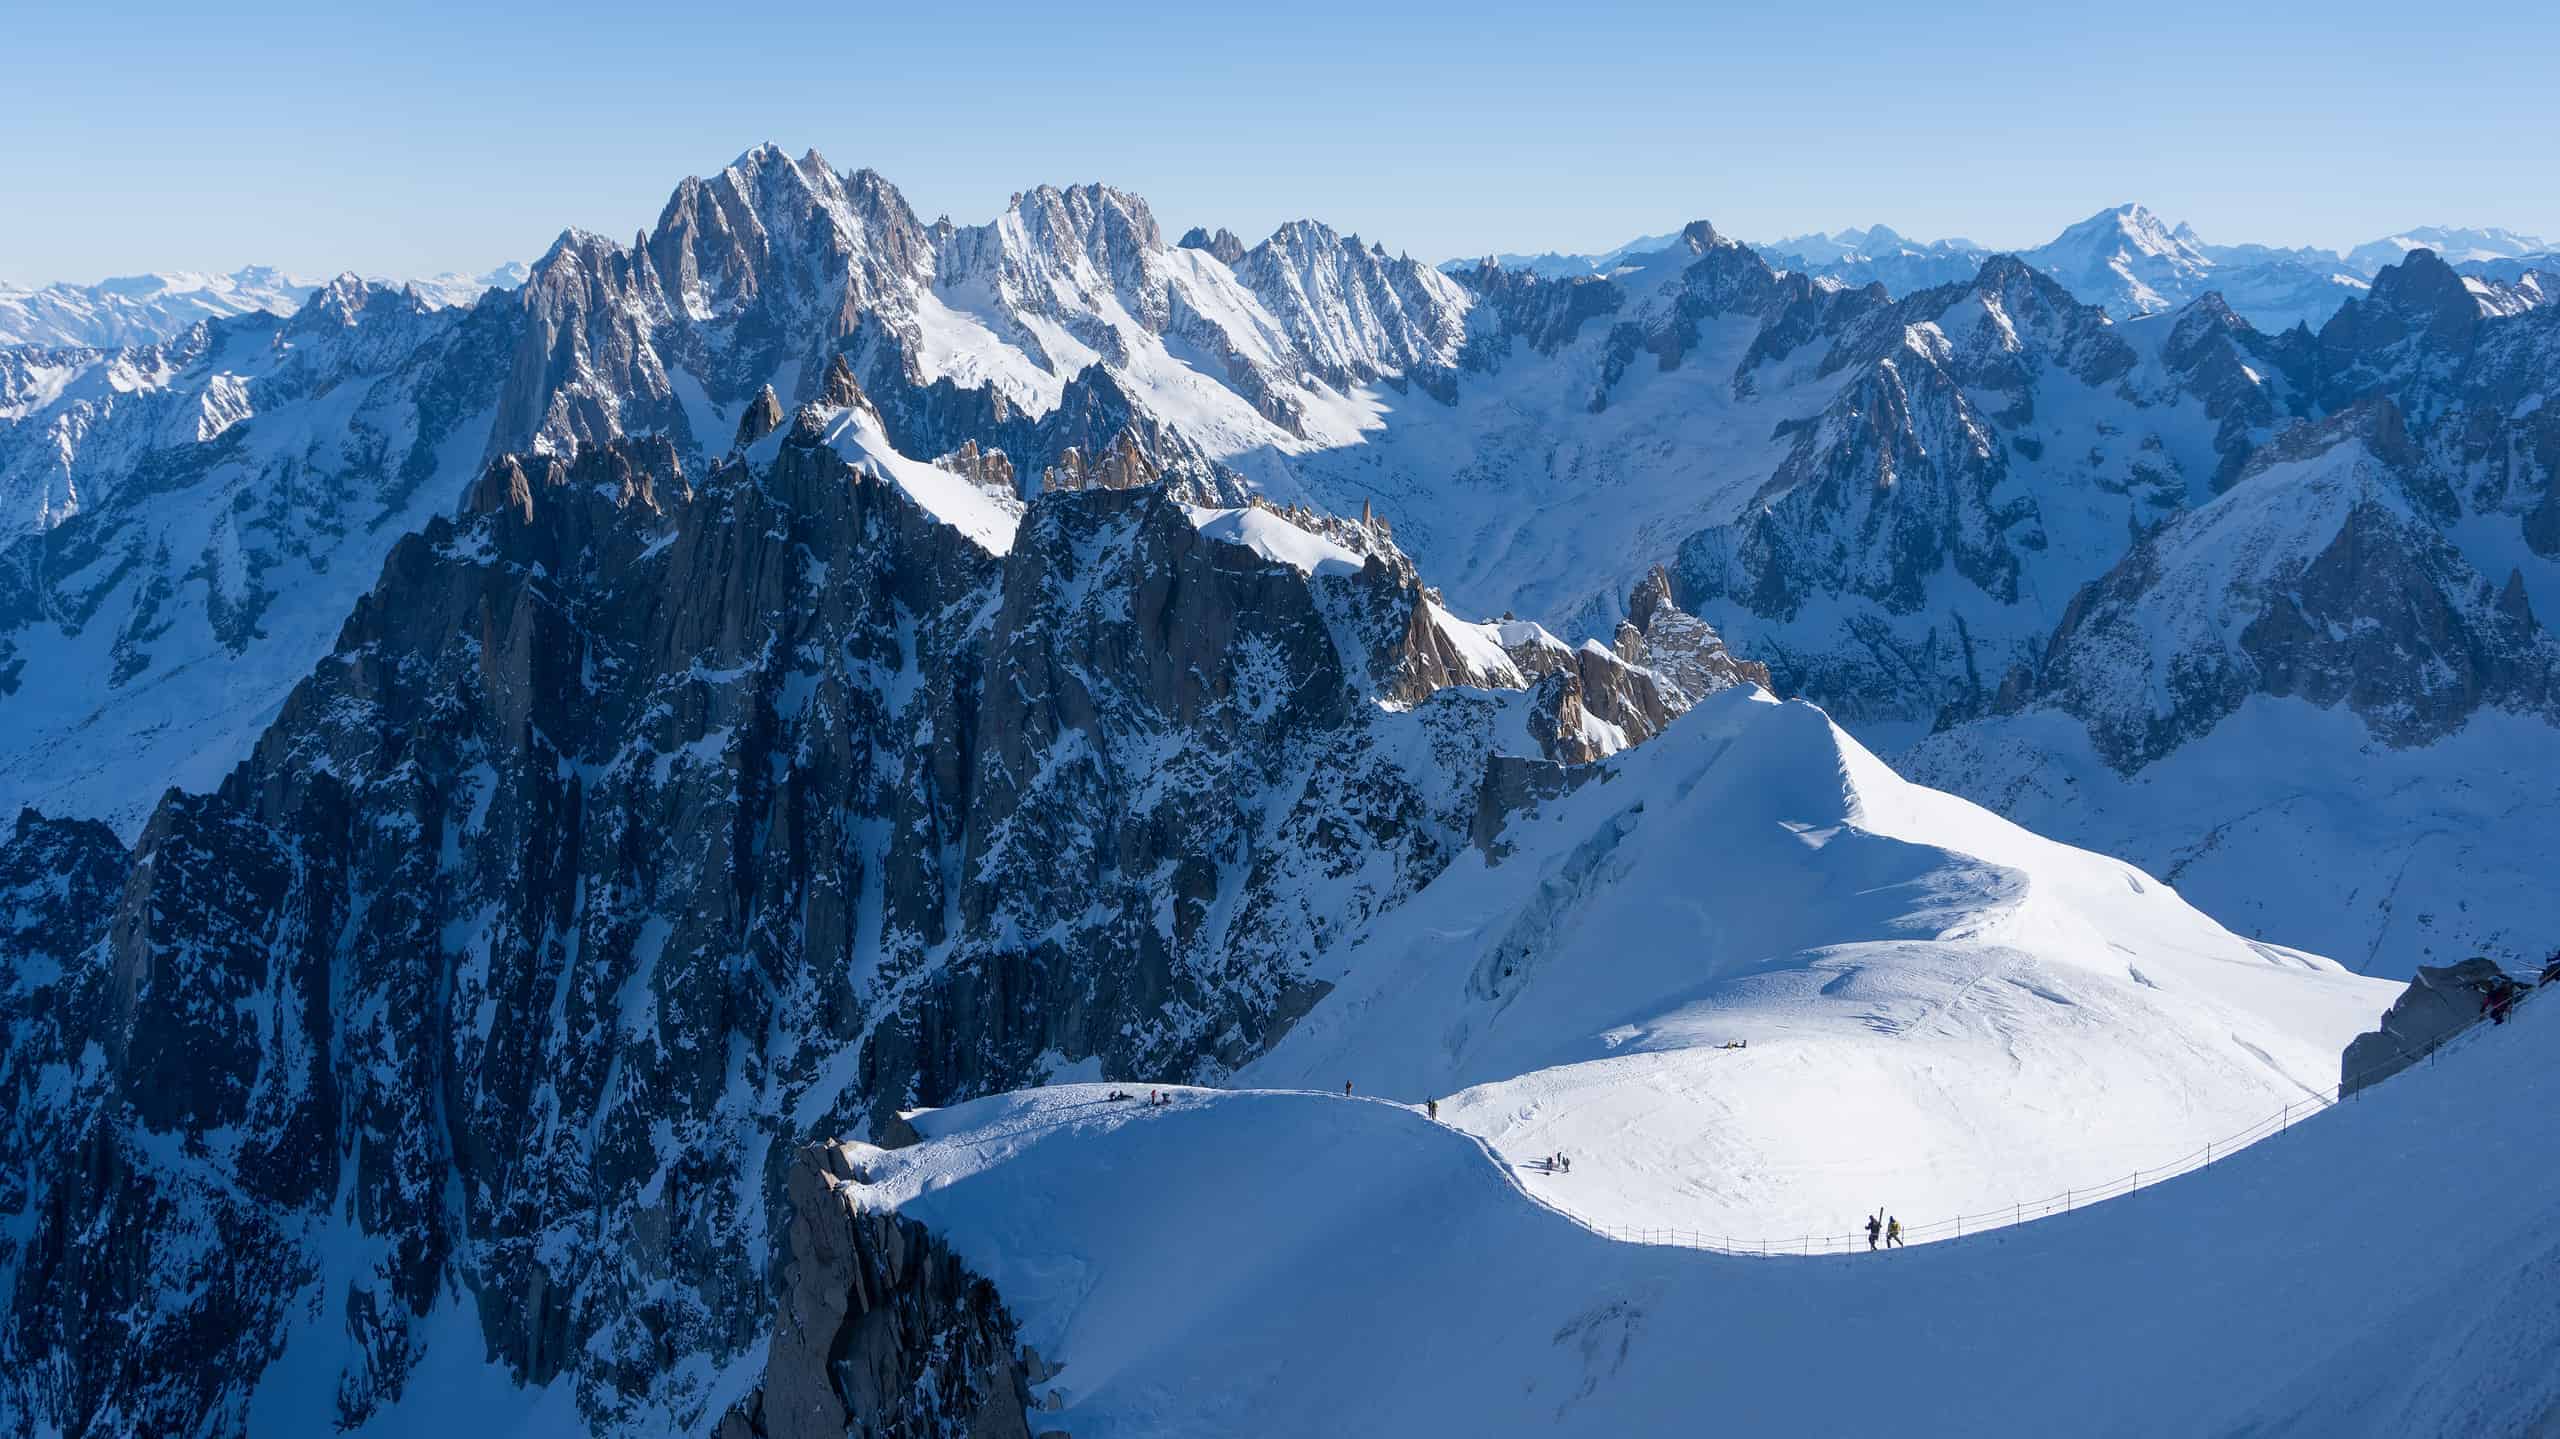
1515 990 2539 1258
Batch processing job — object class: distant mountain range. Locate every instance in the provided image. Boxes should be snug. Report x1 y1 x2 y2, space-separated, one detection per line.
0 260 532 347
1446 211 2554 336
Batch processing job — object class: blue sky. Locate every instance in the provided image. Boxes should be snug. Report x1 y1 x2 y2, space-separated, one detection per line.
8 0 2556 284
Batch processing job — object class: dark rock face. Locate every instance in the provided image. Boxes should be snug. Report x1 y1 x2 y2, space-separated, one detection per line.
0 417 1722 1435
718 1143 1029 1439
0 808 129 1264
1177 225 1247 267
2341 958 2512 1096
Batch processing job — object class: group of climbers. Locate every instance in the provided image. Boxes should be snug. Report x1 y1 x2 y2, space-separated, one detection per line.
1865 1213 1904 1251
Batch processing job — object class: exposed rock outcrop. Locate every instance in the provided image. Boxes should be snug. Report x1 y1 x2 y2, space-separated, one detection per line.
934 439 1017 497
719 1143 1029 1439
1618 565 1772 704
737 384 787 448
1040 427 1159 492
2340 958 2513 1096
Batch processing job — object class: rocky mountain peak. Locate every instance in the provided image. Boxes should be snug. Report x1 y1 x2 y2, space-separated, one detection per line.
2314 249 2485 405
1006 181 1166 276
284 271 415 334
819 351 871 411
2357 247 2479 345
1179 225 1248 266
736 383 786 448
1617 565 1771 704
1676 219 1728 255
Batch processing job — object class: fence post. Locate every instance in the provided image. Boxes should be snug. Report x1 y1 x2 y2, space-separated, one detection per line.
2206 1140 2212 1167
2065 1187 2071 1214
2281 1101 2289 1133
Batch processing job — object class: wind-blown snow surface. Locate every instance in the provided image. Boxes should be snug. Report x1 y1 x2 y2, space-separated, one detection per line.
1239 688 2392 1239
866 992 2560 1437
1902 700 2560 975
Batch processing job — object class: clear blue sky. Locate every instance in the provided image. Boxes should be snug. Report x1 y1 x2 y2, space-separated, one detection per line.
8 0 2556 285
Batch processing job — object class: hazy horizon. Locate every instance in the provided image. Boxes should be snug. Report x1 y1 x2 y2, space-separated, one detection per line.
7 0 2557 287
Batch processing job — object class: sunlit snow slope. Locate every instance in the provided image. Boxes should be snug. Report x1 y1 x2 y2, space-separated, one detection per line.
870 993 2559 1437
1244 687 2395 1239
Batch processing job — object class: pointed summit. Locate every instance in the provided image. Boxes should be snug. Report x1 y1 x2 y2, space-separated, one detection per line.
735 384 785 449
820 352 868 410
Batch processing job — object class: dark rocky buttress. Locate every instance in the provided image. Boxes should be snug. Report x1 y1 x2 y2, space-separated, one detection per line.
0 407 1744 1436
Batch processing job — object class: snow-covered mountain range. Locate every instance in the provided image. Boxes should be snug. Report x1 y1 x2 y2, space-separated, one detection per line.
0 261 530 348
1752 209 2557 335
2346 224 2552 275
5 147 2554 975
1752 222 1990 294
2 143 2554 1435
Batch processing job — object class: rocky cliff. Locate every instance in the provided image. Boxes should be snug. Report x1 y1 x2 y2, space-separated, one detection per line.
717 1143 1030 1439
0 386 1750 1434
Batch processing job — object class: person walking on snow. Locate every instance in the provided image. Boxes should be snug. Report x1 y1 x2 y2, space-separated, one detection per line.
1426 1098 1439 1121
1886 1216 1905 1248
1866 1215 1881 1251
1344 1080 1353 1096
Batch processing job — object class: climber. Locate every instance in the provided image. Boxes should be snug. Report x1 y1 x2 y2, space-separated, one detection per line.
1866 1215 1881 1251
2486 974 2521 1025
1886 1216 1905 1248
1344 1080 1354 1096
1426 1098 1439 1121
1559 1152 1571 1174
1108 1089 1130 1101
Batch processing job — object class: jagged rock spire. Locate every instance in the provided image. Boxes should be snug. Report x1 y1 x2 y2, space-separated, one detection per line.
735 384 785 449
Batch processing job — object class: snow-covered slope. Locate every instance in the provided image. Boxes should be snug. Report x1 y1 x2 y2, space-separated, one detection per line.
0 277 517 832
859 989 2560 1437
1902 701 2560 975
1245 686 2393 1237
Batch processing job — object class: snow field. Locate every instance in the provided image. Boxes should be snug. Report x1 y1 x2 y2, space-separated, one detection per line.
868 988 2560 1437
